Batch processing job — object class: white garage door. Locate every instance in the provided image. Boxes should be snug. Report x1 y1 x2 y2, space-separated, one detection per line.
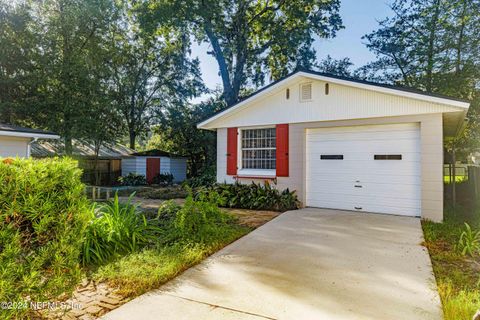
306 123 421 216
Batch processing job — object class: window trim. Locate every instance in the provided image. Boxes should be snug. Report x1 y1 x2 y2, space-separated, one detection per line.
238 126 277 174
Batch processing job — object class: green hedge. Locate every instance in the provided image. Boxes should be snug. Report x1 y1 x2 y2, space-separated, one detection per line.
0 157 90 318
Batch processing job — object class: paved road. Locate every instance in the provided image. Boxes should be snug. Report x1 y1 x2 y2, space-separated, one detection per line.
103 208 442 320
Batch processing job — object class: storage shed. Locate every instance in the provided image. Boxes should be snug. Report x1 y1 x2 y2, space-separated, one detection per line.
121 149 187 183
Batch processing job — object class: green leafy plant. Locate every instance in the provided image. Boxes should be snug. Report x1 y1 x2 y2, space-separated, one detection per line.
152 173 174 186
82 193 161 265
136 186 187 200
118 173 147 186
197 182 300 211
164 190 237 244
0 157 90 319
184 170 216 188
457 223 480 257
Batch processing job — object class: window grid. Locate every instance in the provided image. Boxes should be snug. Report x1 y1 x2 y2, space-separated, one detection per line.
241 128 276 170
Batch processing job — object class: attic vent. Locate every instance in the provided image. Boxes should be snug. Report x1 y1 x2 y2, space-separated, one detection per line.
300 83 312 102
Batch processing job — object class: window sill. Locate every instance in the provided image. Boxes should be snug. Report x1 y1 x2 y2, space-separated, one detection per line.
236 169 276 179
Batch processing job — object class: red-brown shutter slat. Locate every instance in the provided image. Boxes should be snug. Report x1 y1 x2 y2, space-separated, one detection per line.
276 124 289 177
226 127 238 175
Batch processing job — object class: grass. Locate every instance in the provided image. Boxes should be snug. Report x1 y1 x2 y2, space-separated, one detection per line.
89 215 250 297
443 175 467 183
422 205 480 320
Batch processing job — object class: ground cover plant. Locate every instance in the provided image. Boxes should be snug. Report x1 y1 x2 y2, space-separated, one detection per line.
196 182 300 212
82 194 162 265
135 186 187 200
118 173 147 186
422 204 480 320
91 193 250 297
0 158 90 319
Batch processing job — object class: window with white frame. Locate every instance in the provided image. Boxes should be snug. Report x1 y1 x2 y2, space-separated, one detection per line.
241 128 276 170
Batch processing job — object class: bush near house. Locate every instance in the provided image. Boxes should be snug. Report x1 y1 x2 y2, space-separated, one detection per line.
118 173 147 186
151 172 174 186
0 157 90 319
196 182 300 212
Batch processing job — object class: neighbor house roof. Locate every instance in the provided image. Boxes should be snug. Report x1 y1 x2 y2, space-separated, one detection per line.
198 68 470 129
130 149 186 158
31 139 134 159
0 123 59 139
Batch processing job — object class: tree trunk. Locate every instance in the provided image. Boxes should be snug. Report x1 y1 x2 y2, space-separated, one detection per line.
129 130 136 150
64 127 73 155
425 0 441 92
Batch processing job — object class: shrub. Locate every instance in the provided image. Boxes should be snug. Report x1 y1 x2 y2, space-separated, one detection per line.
156 200 182 222
198 182 300 211
136 186 187 200
457 223 480 256
164 191 238 244
82 194 161 265
0 157 90 318
184 170 216 188
118 173 147 186
152 173 174 186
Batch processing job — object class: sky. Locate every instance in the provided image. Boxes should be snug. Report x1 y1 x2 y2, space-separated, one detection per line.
191 0 393 97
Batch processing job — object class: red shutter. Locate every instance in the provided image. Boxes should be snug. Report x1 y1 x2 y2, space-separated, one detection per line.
226 127 238 175
276 124 289 177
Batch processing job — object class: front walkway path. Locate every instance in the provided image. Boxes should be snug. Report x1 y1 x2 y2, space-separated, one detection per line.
102 208 442 320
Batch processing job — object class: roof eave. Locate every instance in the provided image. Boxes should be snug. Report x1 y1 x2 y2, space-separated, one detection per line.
0 130 60 139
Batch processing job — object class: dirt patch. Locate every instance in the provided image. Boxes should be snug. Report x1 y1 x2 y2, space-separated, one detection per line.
117 196 185 214
221 208 281 228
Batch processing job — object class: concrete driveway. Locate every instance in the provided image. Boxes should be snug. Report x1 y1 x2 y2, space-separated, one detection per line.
103 208 442 320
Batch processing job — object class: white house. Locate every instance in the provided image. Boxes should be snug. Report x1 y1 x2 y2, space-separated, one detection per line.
198 69 470 222
121 149 187 183
0 123 59 158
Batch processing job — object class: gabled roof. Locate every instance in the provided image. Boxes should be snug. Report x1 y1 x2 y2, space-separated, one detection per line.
130 149 186 158
31 139 134 159
198 68 470 129
0 123 59 139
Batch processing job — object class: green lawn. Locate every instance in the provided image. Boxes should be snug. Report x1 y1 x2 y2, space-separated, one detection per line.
422 206 480 320
89 221 250 298
443 175 467 183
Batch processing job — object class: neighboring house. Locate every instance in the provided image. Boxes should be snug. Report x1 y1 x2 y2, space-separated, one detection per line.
32 139 134 185
198 69 470 222
122 149 187 183
0 123 59 158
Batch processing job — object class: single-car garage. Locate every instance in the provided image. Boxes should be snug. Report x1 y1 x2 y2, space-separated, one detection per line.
306 123 421 216
197 69 470 222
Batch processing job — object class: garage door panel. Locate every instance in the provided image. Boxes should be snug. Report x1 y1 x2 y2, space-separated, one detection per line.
306 131 420 143
306 123 421 217
307 152 421 162
307 140 420 153
307 183 421 198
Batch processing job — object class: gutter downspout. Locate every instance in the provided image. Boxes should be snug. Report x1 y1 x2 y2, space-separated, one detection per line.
27 137 38 158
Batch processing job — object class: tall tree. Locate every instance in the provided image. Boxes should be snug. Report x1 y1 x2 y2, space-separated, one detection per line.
135 0 343 105
362 0 480 156
27 0 119 154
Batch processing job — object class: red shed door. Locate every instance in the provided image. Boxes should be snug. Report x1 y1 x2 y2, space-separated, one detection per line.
146 158 160 184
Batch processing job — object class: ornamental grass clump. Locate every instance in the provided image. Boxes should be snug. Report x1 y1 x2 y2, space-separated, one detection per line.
81 193 162 265
0 157 90 319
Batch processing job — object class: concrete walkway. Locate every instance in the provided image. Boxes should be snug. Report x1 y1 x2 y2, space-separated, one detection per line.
102 208 442 320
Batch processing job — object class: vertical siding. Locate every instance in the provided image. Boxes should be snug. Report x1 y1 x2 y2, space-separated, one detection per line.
170 158 187 182
206 78 460 129
0 136 29 157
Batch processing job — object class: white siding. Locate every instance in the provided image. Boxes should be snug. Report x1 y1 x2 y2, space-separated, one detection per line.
170 158 187 182
121 157 137 176
205 77 461 129
217 113 445 221
0 136 30 157
160 157 170 174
